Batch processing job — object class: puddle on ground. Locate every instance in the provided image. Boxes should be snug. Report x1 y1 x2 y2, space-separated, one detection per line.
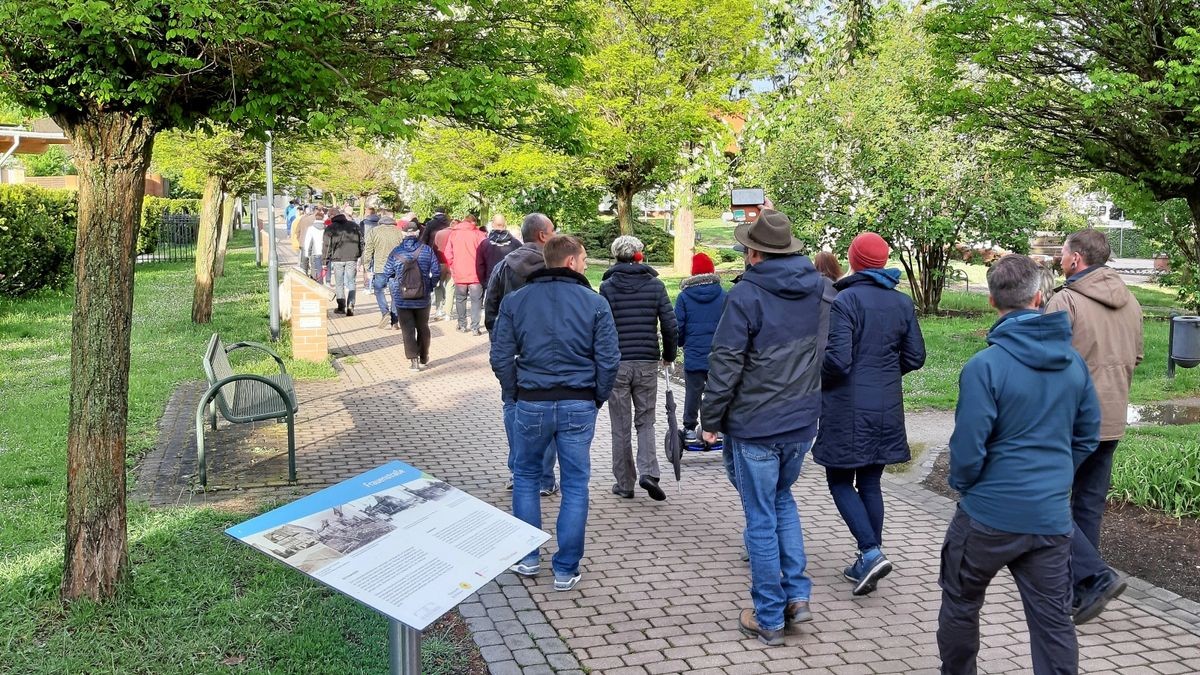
1127 402 1200 426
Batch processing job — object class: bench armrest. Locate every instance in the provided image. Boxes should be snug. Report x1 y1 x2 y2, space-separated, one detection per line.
226 341 288 375
200 373 296 413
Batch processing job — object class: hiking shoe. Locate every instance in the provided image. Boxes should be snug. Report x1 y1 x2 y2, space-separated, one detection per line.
1074 569 1127 625
509 561 539 577
737 608 784 646
639 475 666 501
611 484 634 499
684 429 700 444
554 571 582 591
785 600 813 626
504 477 514 491
540 482 559 497
377 316 391 329
849 548 893 596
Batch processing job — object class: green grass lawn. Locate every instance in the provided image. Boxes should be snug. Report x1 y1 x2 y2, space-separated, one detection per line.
0 248 475 673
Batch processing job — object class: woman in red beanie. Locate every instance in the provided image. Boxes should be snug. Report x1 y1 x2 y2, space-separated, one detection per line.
813 232 926 596
673 253 726 446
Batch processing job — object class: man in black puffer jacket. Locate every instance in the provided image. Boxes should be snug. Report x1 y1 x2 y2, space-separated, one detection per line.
600 235 679 502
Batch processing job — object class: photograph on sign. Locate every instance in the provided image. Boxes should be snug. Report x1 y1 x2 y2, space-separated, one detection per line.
226 461 548 629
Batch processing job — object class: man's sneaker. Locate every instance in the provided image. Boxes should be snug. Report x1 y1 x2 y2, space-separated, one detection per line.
377 316 391 329
784 600 813 626
849 548 893 596
737 608 784 646
639 475 667 501
509 561 539 577
409 359 421 371
539 482 559 497
504 477 514 491
684 428 700 444
1074 569 1127 625
611 484 634 499
554 572 582 591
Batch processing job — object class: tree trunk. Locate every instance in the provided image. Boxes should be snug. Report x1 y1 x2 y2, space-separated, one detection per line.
213 192 235 278
192 176 226 324
55 110 156 603
1184 196 1200 312
615 184 636 236
673 186 696 276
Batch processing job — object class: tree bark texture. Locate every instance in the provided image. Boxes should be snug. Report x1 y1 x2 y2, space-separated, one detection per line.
193 176 227 323
55 110 156 602
615 184 635 236
213 191 234 278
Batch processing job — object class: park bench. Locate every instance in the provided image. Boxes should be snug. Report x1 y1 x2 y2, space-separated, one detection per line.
195 333 298 487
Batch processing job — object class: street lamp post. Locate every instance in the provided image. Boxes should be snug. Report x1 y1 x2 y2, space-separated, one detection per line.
265 132 281 341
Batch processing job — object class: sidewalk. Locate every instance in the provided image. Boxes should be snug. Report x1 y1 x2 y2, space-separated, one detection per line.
139 230 1200 674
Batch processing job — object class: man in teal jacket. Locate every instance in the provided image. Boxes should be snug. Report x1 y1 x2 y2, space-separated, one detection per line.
939 254 1100 675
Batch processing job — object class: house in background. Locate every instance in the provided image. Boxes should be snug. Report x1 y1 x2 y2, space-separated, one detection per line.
0 118 170 196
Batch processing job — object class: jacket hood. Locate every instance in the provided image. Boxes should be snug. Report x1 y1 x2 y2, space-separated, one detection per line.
487 230 514 244
451 220 477 231
1065 266 1133 310
601 263 659 292
506 243 545 278
329 214 351 226
740 255 820 300
836 268 902 290
680 272 721 291
987 310 1075 371
680 273 723 302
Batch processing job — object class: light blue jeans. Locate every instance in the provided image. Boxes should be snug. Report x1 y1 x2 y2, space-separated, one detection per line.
728 436 814 631
505 401 557 491
511 400 597 577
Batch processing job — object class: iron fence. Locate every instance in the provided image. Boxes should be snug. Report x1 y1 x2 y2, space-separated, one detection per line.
136 212 200 263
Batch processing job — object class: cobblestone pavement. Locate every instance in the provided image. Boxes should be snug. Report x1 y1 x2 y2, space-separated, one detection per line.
139 247 1200 675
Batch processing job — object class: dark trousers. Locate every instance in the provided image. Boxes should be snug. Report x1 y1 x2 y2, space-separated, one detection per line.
395 307 431 362
825 464 885 552
1070 439 1119 587
938 508 1076 675
682 369 707 431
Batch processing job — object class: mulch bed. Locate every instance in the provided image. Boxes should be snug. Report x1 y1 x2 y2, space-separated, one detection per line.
922 451 1200 602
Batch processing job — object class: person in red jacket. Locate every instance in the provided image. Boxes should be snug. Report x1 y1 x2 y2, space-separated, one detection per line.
446 215 488 334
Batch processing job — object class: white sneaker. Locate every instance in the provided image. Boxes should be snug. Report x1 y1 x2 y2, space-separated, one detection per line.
554 572 582 591
510 561 540 577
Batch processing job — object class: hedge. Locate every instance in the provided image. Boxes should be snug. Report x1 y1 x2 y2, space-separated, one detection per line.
0 185 77 297
0 186 202 298
569 219 675 264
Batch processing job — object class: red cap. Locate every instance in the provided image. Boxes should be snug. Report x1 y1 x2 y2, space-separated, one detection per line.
849 232 889 271
691 253 715 275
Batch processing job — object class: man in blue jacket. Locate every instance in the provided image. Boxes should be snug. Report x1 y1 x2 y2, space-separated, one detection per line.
939 254 1100 675
700 209 828 646
490 235 620 592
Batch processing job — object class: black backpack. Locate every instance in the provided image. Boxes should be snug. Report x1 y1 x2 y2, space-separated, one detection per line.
398 249 426 300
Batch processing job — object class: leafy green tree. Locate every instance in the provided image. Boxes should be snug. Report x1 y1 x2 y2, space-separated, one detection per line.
20 145 76 176
307 141 402 211
928 0 1200 303
750 9 1042 314
581 0 767 234
0 0 586 601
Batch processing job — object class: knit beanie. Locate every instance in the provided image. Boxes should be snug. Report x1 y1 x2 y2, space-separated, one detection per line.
849 232 889 271
691 253 715 275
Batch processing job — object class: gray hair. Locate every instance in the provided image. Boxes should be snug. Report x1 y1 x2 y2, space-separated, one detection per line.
611 235 644 262
521 213 553 242
987 254 1043 311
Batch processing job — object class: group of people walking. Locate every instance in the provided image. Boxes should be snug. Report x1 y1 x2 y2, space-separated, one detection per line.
484 205 1144 674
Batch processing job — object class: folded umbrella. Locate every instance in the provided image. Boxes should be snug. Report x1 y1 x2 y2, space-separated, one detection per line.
662 364 683 481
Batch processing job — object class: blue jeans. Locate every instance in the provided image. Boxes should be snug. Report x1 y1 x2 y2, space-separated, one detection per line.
728 436 813 631
511 400 597 577
372 273 396 321
825 465 885 553
505 402 558 491
331 260 357 304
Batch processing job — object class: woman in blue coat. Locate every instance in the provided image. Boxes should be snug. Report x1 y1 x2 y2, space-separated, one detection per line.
674 253 726 444
813 233 925 596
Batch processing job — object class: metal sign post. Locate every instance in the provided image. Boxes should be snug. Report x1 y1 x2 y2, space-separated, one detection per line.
265 134 281 341
389 620 421 675
251 194 262 267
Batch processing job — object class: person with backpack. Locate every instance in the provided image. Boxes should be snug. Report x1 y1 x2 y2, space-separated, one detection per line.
382 220 441 371
674 253 725 447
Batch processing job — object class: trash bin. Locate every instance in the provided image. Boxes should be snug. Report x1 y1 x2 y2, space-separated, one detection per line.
1171 316 1200 369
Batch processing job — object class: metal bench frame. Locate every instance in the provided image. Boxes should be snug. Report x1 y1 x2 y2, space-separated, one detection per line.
195 333 297 487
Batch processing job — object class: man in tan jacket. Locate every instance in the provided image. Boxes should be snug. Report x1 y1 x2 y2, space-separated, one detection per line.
1045 228 1143 624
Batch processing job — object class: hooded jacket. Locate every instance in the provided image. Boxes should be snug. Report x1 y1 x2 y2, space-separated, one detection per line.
362 218 406 271
419 212 450 250
599 263 679 362
323 214 364 263
1044 266 1143 440
381 237 440 309
674 273 726 372
444 220 487 284
303 220 326 257
949 310 1100 535
700 255 827 442
813 269 926 468
476 230 521 285
359 212 381 240
484 243 546 334
490 267 621 406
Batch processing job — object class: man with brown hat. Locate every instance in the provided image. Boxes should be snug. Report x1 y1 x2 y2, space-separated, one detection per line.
701 208 830 646
1045 228 1143 624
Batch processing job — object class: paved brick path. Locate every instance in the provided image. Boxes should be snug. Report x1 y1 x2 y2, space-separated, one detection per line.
139 240 1200 674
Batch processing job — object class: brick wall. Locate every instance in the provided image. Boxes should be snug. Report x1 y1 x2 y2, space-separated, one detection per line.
287 268 334 362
